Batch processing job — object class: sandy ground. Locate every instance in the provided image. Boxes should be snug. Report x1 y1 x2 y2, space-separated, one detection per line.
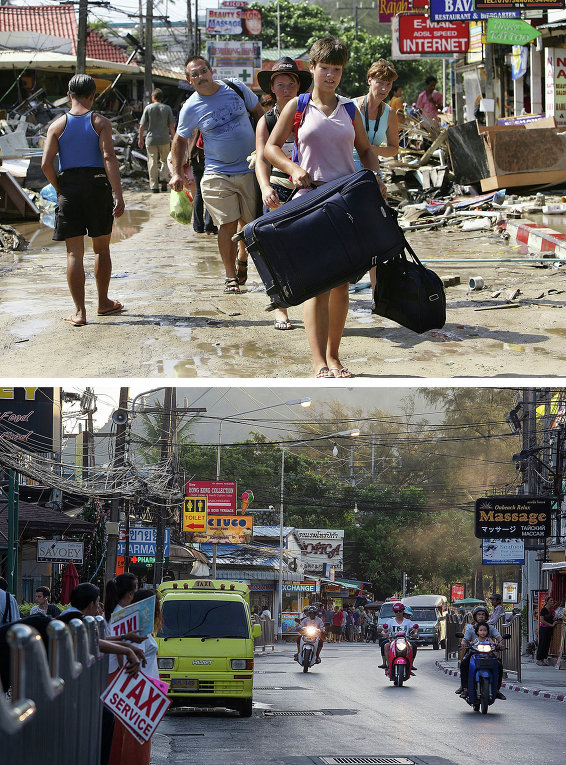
1 188 566 379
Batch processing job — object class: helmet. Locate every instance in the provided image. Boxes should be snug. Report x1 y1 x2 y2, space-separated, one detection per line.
307 606 317 615
392 602 405 612
404 606 413 616
472 606 488 620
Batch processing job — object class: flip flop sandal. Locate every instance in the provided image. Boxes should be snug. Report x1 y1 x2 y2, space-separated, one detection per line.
315 367 333 378
224 278 241 294
235 257 248 285
274 320 293 330
329 367 353 378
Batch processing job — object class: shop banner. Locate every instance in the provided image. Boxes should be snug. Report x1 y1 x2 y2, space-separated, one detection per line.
101 666 170 744
398 15 470 55
190 514 253 544
37 539 84 564
281 612 300 634
205 8 261 36
0 386 56 452
482 538 525 565
430 0 520 21
379 0 412 24
185 480 237 514
503 582 519 602
206 40 262 71
297 529 344 574
117 526 170 557
545 47 566 127
451 583 465 601
486 18 541 45
474 496 551 538
476 0 563 8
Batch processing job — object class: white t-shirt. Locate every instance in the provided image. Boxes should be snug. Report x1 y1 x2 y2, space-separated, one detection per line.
138 633 159 679
383 617 414 636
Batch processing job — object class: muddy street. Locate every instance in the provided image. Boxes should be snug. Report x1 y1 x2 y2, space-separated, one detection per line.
1 189 565 378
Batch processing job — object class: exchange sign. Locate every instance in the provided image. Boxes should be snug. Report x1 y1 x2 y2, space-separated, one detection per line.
398 15 469 55
474 496 552 539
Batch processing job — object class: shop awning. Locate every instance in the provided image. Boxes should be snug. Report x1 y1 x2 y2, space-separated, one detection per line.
541 562 566 572
0 49 140 74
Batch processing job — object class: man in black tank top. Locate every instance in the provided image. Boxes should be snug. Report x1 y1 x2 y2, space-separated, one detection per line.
41 74 125 327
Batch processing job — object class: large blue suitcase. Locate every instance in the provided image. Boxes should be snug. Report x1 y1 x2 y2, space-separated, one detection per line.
238 169 406 308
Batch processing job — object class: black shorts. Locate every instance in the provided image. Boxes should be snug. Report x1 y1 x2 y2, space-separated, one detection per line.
53 167 114 241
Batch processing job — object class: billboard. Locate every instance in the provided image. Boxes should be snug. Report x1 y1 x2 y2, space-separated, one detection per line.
0 386 57 452
482 538 525 565
297 529 344 574
429 0 520 21
185 480 237 514
190 514 253 544
37 539 84 564
398 15 469 55
206 8 262 36
475 496 552 539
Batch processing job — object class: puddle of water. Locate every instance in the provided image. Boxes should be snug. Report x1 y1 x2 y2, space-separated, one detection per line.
9 318 50 339
153 340 279 377
12 208 151 250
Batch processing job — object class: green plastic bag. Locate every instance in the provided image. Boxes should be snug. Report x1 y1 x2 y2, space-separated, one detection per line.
169 189 193 225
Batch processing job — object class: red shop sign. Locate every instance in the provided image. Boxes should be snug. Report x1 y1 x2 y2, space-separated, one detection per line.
399 14 469 55
185 479 237 515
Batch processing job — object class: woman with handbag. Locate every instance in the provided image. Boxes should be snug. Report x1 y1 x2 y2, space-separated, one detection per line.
255 57 312 331
265 37 384 378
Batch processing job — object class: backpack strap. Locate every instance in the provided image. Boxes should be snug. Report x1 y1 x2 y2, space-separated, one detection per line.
222 78 245 101
291 92 311 163
264 107 278 134
344 100 356 124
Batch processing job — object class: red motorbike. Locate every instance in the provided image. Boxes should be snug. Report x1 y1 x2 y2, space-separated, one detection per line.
386 625 419 687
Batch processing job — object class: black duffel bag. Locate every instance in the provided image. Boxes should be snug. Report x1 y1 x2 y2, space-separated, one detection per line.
373 243 446 334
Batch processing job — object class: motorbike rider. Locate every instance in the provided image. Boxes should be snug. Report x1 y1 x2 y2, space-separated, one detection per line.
379 602 418 671
457 605 506 700
295 605 325 664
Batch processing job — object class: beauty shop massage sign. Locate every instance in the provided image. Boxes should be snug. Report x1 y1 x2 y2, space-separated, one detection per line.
101 666 171 743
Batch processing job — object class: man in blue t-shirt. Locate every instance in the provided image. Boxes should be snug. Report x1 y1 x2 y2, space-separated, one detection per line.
170 57 264 293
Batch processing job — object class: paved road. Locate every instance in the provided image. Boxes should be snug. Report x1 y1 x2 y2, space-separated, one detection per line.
150 642 565 765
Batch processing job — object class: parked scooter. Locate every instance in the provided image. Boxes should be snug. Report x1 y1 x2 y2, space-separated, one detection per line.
386 625 419 687
366 620 378 643
296 624 322 672
456 631 510 714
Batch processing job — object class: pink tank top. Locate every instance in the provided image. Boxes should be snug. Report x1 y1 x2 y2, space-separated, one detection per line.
297 95 356 184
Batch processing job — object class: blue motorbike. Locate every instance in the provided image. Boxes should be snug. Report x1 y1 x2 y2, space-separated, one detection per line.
456 632 510 714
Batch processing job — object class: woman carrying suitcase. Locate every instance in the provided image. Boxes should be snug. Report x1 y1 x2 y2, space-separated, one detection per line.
255 57 312 331
265 36 385 378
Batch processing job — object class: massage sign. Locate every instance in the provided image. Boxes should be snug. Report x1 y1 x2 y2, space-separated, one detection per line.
102 666 170 743
474 496 552 539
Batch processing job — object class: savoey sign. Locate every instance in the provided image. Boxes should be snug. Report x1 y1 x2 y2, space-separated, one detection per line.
429 0 519 21
37 539 84 564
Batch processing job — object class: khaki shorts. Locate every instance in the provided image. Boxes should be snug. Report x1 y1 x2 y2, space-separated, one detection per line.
201 172 258 227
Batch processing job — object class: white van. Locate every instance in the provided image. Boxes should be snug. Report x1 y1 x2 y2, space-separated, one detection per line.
402 594 449 650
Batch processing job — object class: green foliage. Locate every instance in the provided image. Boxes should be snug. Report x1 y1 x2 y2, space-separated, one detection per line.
245 0 340 49
19 602 65 617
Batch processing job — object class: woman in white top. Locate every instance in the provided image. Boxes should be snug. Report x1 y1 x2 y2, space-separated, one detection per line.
265 37 384 379
130 588 161 680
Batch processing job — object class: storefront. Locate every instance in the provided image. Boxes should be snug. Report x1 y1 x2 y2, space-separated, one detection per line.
280 580 320 635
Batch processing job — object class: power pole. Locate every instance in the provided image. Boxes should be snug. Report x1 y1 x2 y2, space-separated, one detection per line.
144 0 154 107
105 386 129 583
154 388 175 587
522 387 540 643
187 0 193 55
194 0 199 56
76 0 88 74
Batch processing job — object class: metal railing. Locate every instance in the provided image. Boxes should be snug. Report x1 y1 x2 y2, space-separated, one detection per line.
1 616 108 764
253 616 275 652
444 611 473 660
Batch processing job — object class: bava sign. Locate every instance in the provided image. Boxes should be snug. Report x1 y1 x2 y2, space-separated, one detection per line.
486 18 541 46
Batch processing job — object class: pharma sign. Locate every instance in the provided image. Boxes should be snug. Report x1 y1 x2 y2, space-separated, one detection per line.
398 15 469 55
117 526 170 557
37 539 84 564
482 538 525 565
0 386 56 452
430 0 520 20
297 529 344 574
474 496 552 539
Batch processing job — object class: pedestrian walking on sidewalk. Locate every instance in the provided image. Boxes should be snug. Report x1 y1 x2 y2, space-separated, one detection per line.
536 596 557 665
138 88 175 193
41 74 125 327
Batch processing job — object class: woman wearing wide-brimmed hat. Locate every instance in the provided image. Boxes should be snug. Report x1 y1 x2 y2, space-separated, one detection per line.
254 57 311 331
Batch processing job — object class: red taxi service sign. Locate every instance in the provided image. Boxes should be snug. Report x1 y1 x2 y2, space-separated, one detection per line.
399 14 469 55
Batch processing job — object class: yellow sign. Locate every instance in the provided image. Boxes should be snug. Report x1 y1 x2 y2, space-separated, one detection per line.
183 497 207 532
191 514 253 544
